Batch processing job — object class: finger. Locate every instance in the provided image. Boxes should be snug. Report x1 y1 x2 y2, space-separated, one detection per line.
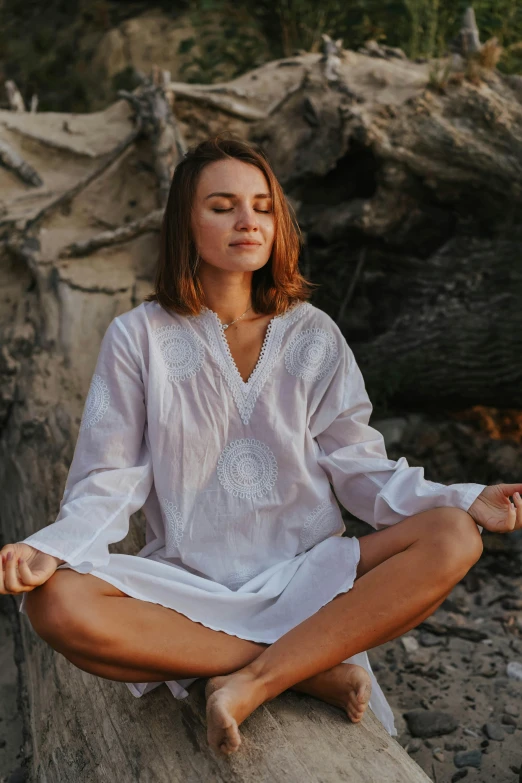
513 492 522 531
4 550 24 593
0 555 6 595
501 483 522 499
508 501 517 532
17 558 41 587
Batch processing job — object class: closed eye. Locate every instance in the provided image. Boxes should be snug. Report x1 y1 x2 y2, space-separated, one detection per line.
212 208 271 213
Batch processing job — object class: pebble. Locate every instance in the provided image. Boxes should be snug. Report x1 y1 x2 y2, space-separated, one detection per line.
484 722 504 741
401 636 420 654
454 749 482 768
507 661 522 681
504 703 520 717
445 741 467 751
463 728 480 738
433 750 445 762
451 771 469 782
418 632 443 647
404 709 459 738
501 713 517 726
406 738 422 754
502 598 522 610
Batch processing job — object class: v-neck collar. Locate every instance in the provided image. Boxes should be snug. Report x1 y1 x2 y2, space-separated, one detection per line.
197 301 310 425
204 307 277 388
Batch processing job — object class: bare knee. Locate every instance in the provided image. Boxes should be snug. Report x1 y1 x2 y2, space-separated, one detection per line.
24 571 97 654
422 507 483 579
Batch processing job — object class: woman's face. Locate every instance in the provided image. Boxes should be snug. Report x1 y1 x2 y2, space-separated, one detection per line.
191 158 275 274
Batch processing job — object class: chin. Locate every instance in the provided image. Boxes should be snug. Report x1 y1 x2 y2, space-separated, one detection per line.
216 257 270 273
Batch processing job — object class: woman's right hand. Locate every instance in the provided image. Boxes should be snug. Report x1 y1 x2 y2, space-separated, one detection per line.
0 543 63 595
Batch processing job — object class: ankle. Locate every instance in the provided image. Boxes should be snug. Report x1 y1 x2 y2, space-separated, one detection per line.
239 658 279 703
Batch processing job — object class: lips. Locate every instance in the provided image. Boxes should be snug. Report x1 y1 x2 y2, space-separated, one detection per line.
230 241 261 246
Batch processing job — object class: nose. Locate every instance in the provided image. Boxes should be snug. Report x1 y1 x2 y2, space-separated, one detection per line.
234 205 259 232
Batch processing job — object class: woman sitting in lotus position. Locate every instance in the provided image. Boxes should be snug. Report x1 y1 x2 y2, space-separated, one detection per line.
1 135 521 758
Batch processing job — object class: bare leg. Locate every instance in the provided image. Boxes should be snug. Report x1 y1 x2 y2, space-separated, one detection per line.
24 506 481 754
203 507 483 753
49 581 451 724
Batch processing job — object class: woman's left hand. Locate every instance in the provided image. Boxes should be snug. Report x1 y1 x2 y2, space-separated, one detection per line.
468 483 522 533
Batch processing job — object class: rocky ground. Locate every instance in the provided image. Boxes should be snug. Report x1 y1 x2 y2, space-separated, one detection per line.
367 527 522 783
1 411 522 783
361 409 522 783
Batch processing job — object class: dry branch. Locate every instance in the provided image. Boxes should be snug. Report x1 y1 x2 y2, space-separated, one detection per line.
60 209 163 258
0 138 43 186
5 80 25 112
118 72 187 206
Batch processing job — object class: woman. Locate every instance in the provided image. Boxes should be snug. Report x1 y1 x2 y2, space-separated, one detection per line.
1 135 521 758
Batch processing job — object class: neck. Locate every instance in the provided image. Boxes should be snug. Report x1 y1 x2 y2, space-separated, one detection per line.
199 263 254 324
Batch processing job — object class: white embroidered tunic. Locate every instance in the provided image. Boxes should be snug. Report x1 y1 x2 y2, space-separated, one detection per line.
18 299 486 736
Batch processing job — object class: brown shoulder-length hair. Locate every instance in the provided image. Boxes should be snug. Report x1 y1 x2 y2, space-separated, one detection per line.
144 134 317 317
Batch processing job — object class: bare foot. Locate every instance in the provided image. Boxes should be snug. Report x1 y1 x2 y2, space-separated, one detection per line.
205 670 268 756
291 662 372 724
205 662 372 756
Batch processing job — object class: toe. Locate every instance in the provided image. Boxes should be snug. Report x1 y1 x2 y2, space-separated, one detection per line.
221 730 241 755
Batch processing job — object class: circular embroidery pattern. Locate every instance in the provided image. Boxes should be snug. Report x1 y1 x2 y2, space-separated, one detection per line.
153 325 204 382
80 373 110 431
217 438 278 499
301 501 341 550
227 565 259 591
285 328 338 382
160 497 185 548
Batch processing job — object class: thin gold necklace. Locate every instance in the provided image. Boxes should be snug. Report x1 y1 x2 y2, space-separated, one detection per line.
220 305 252 330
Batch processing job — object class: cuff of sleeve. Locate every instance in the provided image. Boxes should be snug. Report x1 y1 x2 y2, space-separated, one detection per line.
456 483 487 535
17 539 95 573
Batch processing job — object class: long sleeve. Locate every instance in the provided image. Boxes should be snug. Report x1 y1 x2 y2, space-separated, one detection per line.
309 331 486 532
19 316 154 573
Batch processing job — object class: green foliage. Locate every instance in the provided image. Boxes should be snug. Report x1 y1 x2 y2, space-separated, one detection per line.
180 2 271 83
2 0 522 112
427 57 453 92
188 0 522 70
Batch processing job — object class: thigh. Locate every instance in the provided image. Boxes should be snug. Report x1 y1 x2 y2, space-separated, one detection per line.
26 567 130 606
25 567 270 675
24 568 130 635
355 506 478 579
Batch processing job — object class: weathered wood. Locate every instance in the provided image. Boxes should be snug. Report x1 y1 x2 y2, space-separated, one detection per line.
0 138 43 186
458 7 482 55
118 68 187 207
59 209 163 258
16 622 431 782
5 79 25 112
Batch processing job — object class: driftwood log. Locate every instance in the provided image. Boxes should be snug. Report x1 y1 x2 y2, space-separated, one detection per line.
1 13 520 779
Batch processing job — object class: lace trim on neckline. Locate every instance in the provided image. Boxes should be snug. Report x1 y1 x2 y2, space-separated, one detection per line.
201 301 311 425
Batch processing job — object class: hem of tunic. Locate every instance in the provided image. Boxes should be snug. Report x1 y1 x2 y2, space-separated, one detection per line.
89 541 396 737
17 536 398 737
87 561 359 645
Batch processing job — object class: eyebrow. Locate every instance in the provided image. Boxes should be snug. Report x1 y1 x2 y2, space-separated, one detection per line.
204 192 272 200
